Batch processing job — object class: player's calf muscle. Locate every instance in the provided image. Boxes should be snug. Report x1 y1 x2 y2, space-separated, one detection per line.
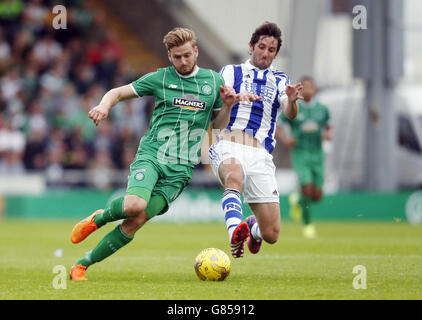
261 224 280 244
251 220 278 244
121 214 148 236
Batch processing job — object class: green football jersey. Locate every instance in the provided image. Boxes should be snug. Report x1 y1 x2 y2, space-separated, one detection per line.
131 66 224 167
280 100 330 152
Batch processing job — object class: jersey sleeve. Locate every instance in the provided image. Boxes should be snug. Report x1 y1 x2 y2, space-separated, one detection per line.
219 65 235 87
130 71 159 97
277 74 290 106
213 72 225 111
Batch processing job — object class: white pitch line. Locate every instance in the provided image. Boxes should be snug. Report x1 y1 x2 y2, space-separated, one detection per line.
114 254 422 261
1 254 420 263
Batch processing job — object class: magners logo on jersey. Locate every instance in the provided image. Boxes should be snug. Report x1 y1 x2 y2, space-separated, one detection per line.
173 94 207 111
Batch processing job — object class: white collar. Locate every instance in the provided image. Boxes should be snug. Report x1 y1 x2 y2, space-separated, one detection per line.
244 59 273 72
175 65 199 78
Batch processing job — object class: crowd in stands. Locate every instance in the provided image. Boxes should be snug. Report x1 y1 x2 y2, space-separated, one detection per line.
0 0 156 189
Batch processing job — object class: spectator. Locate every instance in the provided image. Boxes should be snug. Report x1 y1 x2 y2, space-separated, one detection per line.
64 127 90 171
86 38 102 66
45 126 66 153
0 0 169 188
21 60 40 100
112 98 149 137
68 96 96 142
5 90 25 129
0 114 26 174
0 30 12 71
1 65 22 101
55 82 81 118
44 146 65 187
39 62 68 93
111 126 138 169
71 62 96 94
65 37 85 69
96 46 118 89
88 149 115 190
0 90 7 114
22 0 48 36
92 119 113 154
69 0 94 32
11 27 35 65
0 0 24 30
32 33 62 68
102 30 124 61
25 98 48 137
23 127 46 170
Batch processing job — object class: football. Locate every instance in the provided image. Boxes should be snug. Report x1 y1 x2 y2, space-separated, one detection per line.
194 248 231 281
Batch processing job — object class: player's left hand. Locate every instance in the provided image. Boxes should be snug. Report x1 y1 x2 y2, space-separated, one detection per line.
220 86 261 107
88 104 110 126
219 86 238 107
286 83 304 102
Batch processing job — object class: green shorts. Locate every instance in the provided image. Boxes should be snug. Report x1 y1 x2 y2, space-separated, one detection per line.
291 150 325 188
126 153 193 218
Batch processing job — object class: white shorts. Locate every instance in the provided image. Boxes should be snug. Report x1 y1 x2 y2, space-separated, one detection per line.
209 140 279 203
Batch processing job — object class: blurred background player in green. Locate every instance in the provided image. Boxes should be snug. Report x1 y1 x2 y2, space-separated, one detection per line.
276 76 332 239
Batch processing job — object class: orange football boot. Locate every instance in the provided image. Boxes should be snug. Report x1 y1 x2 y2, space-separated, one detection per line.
69 264 88 281
70 209 104 244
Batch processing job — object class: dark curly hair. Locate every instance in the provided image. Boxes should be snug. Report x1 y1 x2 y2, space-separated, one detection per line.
249 22 282 53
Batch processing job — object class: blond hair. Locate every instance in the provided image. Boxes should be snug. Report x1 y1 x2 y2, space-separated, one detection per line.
163 27 197 51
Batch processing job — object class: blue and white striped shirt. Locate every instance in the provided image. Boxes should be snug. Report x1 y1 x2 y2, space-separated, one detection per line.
220 59 290 154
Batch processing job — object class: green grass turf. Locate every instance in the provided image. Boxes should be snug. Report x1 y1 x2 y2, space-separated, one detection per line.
0 220 421 300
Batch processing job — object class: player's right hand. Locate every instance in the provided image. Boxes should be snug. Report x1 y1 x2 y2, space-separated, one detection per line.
88 104 109 126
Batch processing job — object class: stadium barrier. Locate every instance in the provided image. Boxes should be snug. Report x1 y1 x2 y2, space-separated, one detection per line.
2 188 417 223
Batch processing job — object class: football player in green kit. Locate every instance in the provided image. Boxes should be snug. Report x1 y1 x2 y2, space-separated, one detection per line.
276 76 332 239
69 27 260 280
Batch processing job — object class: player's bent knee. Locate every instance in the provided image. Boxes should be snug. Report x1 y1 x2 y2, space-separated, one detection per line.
124 195 148 217
224 171 244 190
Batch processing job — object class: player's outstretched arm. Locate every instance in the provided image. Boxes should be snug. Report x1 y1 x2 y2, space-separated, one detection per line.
211 86 261 129
88 84 137 126
282 83 303 120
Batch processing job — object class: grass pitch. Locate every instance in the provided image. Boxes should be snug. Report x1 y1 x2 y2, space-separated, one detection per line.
0 220 421 300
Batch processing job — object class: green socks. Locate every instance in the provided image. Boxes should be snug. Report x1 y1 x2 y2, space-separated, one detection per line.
299 195 312 225
75 197 135 269
76 224 133 268
93 197 127 228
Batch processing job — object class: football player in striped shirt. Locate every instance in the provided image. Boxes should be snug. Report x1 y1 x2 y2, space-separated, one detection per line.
209 22 303 258
68 27 259 280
